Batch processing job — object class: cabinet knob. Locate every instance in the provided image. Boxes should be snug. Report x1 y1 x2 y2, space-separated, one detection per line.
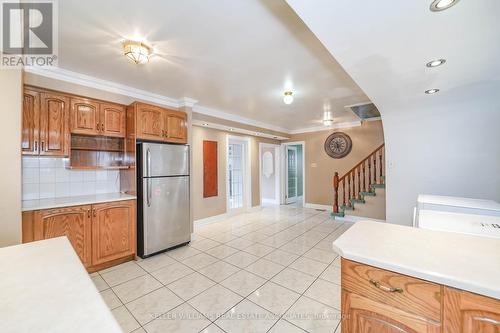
101 123 105 131
34 141 38 153
97 122 100 131
93 209 97 217
87 209 91 218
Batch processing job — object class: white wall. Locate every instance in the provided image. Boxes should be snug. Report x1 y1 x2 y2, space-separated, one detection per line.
0 70 22 246
384 97 500 224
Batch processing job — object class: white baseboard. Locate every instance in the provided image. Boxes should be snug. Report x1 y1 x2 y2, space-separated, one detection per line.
261 198 279 205
194 212 229 226
194 205 262 226
336 215 386 223
304 203 331 211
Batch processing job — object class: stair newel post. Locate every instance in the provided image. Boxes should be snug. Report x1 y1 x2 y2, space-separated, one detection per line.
362 162 366 192
333 172 339 213
347 172 352 207
357 167 362 199
379 148 383 180
342 178 346 207
373 153 377 184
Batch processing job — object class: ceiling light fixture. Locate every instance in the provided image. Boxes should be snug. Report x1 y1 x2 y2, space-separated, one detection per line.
430 0 460 12
202 123 209 126
123 40 152 64
283 91 294 105
228 128 234 131
323 111 334 126
426 59 446 68
425 88 440 95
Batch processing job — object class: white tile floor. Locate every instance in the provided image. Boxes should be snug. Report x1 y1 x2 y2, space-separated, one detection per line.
92 205 351 333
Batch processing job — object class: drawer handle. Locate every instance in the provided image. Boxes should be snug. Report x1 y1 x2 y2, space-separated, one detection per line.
369 279 403 293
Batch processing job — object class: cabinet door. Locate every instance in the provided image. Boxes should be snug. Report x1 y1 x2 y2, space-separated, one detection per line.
39 93 69 156
166 111 187 143
70 98 100 136
91 201 136 266
342 291 441 333
135 103 165 141
100 103 126 137
33 205 92 267
22 89 40 155
444 287 500 333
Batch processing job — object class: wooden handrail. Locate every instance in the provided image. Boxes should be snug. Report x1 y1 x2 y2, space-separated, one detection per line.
333 143 385 214
339 143 385 182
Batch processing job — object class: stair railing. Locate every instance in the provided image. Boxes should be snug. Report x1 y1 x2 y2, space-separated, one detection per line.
333 143 385 213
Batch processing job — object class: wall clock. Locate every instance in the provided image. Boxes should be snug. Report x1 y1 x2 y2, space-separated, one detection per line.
324 132 352 159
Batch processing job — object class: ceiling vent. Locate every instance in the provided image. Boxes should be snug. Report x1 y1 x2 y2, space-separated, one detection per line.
346 103 381 120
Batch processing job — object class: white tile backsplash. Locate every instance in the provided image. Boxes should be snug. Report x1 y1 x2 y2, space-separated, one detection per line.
22 157 121 200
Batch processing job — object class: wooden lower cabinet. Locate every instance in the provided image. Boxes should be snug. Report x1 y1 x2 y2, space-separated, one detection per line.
91 201 135 266
33 205 92 267
27 200 136 271
341 259 500 333
444 287 500 333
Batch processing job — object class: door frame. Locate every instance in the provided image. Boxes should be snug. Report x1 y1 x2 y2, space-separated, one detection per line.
258 143 281 206
226 135 252 213
281 141 305 206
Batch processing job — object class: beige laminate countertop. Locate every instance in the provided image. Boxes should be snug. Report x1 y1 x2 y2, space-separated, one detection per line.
0 237 122 333
22 193 137 211
333 221 500 300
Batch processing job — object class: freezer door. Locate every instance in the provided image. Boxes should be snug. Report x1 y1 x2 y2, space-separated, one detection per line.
141 142 189 177
142 176 190 256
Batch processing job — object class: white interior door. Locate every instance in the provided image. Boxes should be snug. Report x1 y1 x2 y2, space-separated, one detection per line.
286 146 298 204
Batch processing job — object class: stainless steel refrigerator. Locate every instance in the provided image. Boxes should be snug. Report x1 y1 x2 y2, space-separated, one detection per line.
137 142 190 258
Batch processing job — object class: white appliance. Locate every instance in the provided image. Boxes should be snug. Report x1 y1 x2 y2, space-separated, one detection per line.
414 195 500 239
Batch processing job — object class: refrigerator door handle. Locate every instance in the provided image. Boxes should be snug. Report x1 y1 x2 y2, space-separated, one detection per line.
146 148 152 177
147 178 152 207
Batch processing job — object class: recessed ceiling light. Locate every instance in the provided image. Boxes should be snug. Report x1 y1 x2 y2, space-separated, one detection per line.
425 88 440 94
283 91 294 105
323 111 334 126
202 123 209 126
273 136 278 139
123 40 152 64
426 59 446 68
430 0 460 12
228 128 234 131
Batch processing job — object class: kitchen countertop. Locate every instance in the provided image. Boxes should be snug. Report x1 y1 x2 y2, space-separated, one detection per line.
333 221 500 300
0 237 122 333
22 193 137 211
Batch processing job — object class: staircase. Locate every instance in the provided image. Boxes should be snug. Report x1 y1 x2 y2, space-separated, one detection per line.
331 144 385 219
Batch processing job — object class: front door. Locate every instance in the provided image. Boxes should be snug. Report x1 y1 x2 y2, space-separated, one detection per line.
286 146 298 204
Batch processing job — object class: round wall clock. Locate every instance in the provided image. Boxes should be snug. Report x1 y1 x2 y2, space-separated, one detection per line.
324 132 352 159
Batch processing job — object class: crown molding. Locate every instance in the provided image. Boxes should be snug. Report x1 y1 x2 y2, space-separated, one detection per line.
193 105 290 134
24 66 369 136
288 120 362 134
192 119 289 140
24 66 180 108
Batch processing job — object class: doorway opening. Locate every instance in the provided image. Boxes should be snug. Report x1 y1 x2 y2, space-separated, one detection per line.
227 136 251 213
259 143 280 206
282 142 304 206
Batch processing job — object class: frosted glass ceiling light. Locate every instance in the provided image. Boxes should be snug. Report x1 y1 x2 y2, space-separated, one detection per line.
123 40 152 64
426 59 446 68
283 91 294 105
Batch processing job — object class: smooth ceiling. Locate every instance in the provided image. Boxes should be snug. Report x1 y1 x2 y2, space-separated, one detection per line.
57 0 368 131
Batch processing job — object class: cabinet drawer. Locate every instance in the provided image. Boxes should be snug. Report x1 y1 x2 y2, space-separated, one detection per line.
342 259 442 322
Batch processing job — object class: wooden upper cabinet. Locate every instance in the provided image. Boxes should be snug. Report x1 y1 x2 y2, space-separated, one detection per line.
22 90 40 155
70 98 100 136
100 103 125 138
91 201 135 266
39 93 69 156
166 111 187 143
444 287 500 333
33 205 92 267
135 103 166 141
